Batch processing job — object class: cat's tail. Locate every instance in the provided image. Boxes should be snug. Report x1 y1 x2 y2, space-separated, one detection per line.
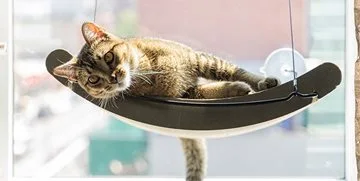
193 51 279 91
180 138 207 181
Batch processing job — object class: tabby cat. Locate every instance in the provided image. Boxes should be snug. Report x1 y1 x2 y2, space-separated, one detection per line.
53 22 280 181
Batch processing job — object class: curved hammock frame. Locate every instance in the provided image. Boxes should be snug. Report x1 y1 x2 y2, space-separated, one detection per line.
46 49 341 138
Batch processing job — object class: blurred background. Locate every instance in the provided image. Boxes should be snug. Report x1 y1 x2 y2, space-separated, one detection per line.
13 0 346 179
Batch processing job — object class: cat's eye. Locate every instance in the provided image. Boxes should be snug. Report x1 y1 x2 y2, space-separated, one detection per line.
88 75 100 84
104 52 114 64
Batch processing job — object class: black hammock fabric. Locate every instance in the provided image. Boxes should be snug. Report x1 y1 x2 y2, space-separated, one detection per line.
46 49 341 131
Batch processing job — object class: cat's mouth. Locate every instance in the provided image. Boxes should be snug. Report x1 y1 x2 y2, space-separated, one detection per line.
117 81 126 89
96 78 131 99
115 74 131 92
92 89 120 99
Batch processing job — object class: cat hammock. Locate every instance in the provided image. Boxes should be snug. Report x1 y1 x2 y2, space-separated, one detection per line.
45 49 341 138
45 0 342 138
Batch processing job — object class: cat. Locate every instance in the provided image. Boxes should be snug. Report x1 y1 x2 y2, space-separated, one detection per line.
53 22 280 181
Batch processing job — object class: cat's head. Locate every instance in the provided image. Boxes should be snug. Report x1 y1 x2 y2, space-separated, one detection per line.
53 22 134 99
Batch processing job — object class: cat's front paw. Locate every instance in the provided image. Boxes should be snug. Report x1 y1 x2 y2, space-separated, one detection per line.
257 77 281 91
225 82 252 97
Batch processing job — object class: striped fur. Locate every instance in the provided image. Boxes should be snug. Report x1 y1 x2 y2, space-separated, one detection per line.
53 22 280 181
180 138 206 181
194 51 273 91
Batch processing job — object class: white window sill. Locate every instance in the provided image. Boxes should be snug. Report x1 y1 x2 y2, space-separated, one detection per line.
12 177 343 181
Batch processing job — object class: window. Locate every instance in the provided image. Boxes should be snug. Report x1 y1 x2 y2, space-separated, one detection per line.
9 0 352 180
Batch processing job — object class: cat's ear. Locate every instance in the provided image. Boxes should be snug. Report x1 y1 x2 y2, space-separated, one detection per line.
53 60 81 82
81 22 106 45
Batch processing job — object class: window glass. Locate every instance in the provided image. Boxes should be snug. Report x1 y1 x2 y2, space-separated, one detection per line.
13 0 345 178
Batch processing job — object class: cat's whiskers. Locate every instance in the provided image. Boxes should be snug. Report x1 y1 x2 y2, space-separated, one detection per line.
130 70 167 85
130 73 152 85
85 94 90 100
110 95 118 108
121 92 125 100
96 98 102 108
93 90 120 108
106 98 110 108
140 74 152 83
102 97 109 108
130 70 165 75
102 98 106 108
119 88 131 101
99 98 104 108
129 78 137 87
134 74 152 85
103 98 107 108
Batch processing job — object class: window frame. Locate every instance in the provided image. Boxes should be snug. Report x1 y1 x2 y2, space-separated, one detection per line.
1 0 12 179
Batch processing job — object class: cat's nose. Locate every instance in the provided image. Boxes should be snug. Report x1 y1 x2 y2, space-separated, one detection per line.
112 69 125 82
109 77 117 84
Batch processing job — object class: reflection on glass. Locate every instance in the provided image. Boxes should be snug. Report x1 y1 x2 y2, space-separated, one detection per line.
14 0 345 178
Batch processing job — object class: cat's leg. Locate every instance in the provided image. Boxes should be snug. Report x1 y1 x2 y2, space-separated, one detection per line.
179 82 251 181
194 52 280 92
188 81 253 99
179 81 252 181
231 70 280 92
180 138 206 181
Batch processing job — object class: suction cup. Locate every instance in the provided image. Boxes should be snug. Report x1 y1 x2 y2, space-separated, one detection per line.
261 48 307 84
